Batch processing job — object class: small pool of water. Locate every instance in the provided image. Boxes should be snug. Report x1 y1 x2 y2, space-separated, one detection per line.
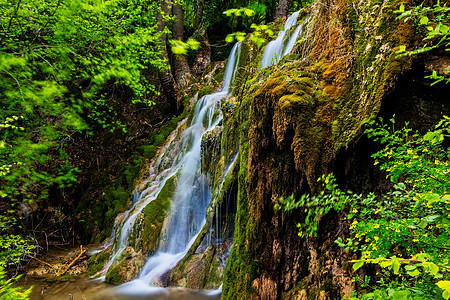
23 274 220 300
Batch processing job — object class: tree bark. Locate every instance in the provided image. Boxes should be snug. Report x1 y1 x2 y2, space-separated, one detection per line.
194 0 205 32
274 0 293 20
172 2 190 86
192 29 211 77
157 0 180 113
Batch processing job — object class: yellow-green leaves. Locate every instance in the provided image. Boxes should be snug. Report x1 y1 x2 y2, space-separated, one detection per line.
437 281 450 299
352 260 364 271
170 38 201 55
223 8 255 18
225 32 246 43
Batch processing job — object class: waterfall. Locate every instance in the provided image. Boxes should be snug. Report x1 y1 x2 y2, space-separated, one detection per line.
96 9 308 297
100 42 242 293
260 11 308 69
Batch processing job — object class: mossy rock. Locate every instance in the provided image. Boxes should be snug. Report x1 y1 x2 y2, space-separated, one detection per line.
198 86 214 99
133 176 176 254
104 247 146 284
87 249 111 277
170 246 224 290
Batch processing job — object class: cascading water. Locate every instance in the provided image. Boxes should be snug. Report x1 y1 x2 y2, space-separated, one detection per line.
260 11 308 69
99 42 242 295
96 9 307 297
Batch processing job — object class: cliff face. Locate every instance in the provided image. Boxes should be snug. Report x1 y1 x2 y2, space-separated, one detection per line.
221 0 449 298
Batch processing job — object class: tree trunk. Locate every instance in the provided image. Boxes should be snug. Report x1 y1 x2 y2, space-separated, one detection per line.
274 0 293 20
157 0 180 113
194 0 205 32
172 2 191 86
192 30 211 77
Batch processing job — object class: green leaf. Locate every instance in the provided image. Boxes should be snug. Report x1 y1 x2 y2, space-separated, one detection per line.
392 289 411 300
393 260 401 274
423 131 435 141
236 35 246 42
443 290 449 300
418 219 428 229
407 269 420 277
353 260 364 271
428 263 439 276
419 16 429 25
243 8 255 17
225 34 235 43
405 265 416 271
397 45 407 53
187 38 200 50
437 281 450 290
380 261 393 268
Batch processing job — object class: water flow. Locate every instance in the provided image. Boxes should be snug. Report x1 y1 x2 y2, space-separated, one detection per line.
222 42 241 93
104 42 242 291
260 11 302 69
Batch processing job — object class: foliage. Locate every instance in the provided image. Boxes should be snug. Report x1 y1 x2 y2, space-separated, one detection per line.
224 8 275 47
395 1 450 85
278 116 450 299
0 0 165 278
170 38 201 55
275 174 372 238
0 267 31 300
349 117 450 299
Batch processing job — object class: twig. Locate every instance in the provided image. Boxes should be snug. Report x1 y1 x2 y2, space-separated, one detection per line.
57 246 86 277
32 257 53 268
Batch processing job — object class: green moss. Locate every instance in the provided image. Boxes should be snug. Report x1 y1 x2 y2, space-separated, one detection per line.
60 274 75 282
135 175 175 254
105 262 124 284
87 250 110 277
198 86 214 99
46 277 57 283
214 72 224 86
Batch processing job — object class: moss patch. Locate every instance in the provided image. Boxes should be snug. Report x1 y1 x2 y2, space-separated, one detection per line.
87 250 110 277
134 176 176 254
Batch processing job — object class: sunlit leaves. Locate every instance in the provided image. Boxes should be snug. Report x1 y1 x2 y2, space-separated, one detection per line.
170 38 201 55
0 266 31 299
225 32 247 43
223 7 255 17
395 1 450 85
437 281 450 299
342 116 450 299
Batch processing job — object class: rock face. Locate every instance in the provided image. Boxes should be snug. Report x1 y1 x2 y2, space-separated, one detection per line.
220 0 449 299
170 245 225 289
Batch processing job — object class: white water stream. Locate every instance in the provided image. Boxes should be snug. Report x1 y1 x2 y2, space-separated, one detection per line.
99 10 308 296
100 43 241 293
260 11 308 69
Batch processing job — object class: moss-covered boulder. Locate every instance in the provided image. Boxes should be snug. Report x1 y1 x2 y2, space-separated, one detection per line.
169 245 224 290
134 176 176 255
87 248 111 277
104 247 146 284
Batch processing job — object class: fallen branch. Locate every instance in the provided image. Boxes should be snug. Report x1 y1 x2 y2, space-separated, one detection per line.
32 257 53 268
57 245 86 277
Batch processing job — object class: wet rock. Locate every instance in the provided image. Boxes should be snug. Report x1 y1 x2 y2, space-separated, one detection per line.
170 245 224 290
104 247 146 284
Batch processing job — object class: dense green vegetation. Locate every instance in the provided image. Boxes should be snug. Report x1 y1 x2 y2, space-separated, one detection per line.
0 0 448 298
0 0 306 291
281 116 450 299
